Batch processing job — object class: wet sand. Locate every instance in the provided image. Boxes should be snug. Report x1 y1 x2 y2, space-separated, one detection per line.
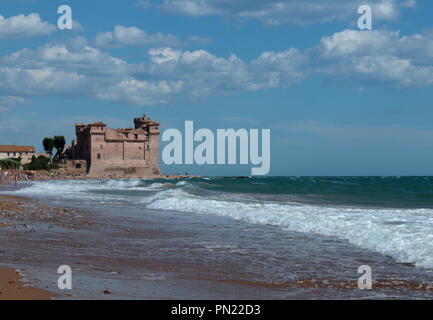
0 266 54 300
0 192 89 299
0 194 55 299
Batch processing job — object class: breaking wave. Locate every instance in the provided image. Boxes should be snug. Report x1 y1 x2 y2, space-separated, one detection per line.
147 188 433 270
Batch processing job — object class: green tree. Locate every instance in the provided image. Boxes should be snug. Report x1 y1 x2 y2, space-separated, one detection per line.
53 135 66 161
42 137 55 158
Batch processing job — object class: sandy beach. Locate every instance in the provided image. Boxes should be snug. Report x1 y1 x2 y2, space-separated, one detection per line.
0 266 54 300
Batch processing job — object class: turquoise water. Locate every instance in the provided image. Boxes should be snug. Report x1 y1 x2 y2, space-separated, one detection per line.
148 176 433 208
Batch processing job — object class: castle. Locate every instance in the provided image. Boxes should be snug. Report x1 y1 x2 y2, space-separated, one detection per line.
70 114 161 177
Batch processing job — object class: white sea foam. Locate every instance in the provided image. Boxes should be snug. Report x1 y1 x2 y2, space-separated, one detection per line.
102 179 141 188
7 179 167 197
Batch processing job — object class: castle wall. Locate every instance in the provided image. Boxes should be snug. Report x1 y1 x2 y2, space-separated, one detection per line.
148 130 159 169
87 160 157 177
124 141 146 160
65 159 87 174
105 141 123 160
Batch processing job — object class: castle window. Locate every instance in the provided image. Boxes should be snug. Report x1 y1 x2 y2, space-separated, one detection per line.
75 163 82 169
135 134 138 139
97 153 101 160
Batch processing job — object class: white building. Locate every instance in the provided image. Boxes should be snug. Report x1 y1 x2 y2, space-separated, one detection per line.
0 145 37 164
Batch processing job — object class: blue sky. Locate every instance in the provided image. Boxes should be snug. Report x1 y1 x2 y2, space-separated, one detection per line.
1 0 433 176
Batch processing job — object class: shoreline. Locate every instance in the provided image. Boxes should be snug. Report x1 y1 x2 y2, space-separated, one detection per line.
1 169 203 183
0 266 55 300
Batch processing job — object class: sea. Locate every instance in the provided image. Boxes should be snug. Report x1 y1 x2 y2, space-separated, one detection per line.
1 176 433 299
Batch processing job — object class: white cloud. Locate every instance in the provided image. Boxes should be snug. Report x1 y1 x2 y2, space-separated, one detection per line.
94 25 209 48
163 0 219 17
0 39 126 100
0 13 55 39
251 48 308 86
310 29 433 87
95 25 183 48
161 0 413 26
353 55 433 86
372 0 400 20
135 28 433 93
2 38 130 77
140 47 279 96
0 40 283 106
72 20 85 32
0 67 85 96
314 29 399 59
97 78 185 105
1 25 433 107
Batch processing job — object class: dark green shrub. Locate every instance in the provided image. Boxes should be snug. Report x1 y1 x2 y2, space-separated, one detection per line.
23 155 53 171
0 158 21 170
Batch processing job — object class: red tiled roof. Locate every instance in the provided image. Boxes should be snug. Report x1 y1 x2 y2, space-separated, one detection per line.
0 145 35 153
